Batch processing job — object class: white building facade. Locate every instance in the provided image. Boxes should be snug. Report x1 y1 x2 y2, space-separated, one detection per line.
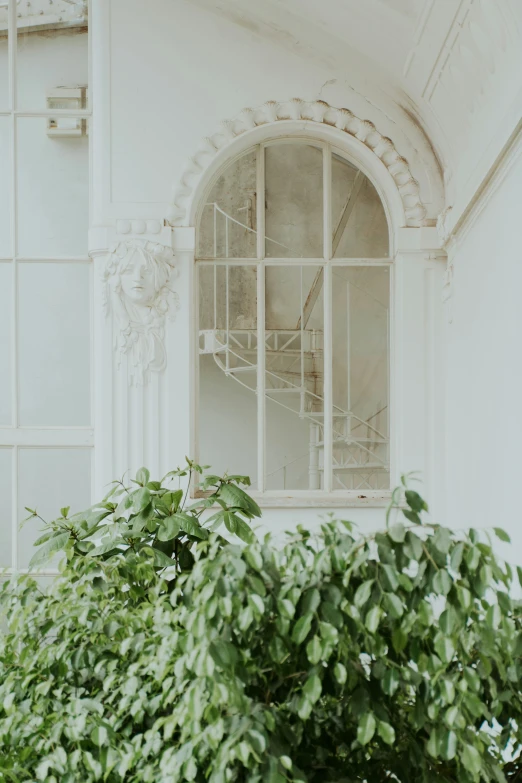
1 0 521 576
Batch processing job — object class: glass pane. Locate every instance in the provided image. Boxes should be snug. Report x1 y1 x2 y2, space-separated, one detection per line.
17 116 89 257
0 449 12 569
0 264 12 425
265 143 323 258
18 448 91 569
17 2 88 110
332 266 389 490
0 117 11 257
198 150 257 259
265 266 324 490
198 265 258 487
18 263 91 426
332 153 389 258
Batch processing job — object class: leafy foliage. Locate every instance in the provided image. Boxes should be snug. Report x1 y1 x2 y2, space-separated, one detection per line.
2 481 522 781
25 459 260 573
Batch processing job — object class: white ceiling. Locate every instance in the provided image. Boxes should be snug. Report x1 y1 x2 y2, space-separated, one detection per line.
267 0 422 77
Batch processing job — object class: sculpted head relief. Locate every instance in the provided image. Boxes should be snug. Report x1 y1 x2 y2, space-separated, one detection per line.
103 239 179 384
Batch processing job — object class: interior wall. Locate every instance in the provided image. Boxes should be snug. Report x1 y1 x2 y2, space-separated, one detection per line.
446 150 522 563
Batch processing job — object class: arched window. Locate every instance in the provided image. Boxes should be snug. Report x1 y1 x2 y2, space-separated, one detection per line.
196 139 390 495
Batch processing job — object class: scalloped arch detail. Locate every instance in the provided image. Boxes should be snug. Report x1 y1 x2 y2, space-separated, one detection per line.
167 98 427 228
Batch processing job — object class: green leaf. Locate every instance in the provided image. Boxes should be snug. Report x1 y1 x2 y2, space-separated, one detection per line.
158 490 183 513
334 662 347 685
301 587 321 615
135 467 150 486
433 569 452 595
320 601 343 628
175 514 209 540
132 487 151 512
388 523 405 543
381 564 399 592
365 605 382 633
292 613 313 645
303 674 322 704
486 603 501 630
209 640 238 669
439 730 457 761
377 721 395 745
354 579 374 608
157 515 181 542
392 628 408 653
150 548 174 569
388 522 406 544
90 725 108 747
244 547 263 572
60 505 70 518
494 527 511 543
450 541 465 572
217 483 261 518
357 713 376 746
385 593 404 619
406 530 423 560
382 669 400 696
29 531 70 567
33 529 63 547
306 636 322 665
461 744 482 777
435 636 455 664
433 527 451 554
405 490 428 513
465 546 480 571
235 515 255 544
440 679 455 705
439 606 458 635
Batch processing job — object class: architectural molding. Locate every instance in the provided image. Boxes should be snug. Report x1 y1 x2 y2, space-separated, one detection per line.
167 98 428 228
439 118 522 248
103 239 179 385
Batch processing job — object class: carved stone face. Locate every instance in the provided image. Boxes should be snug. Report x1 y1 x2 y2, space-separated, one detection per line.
120 247 156 305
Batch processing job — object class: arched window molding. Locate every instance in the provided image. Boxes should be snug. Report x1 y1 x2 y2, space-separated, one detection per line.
167 98 428 239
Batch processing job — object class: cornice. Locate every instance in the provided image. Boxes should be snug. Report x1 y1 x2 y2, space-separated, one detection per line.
167 98 428 229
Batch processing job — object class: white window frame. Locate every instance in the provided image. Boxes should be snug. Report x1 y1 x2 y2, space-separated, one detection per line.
194 137 394 505
0 0 93 574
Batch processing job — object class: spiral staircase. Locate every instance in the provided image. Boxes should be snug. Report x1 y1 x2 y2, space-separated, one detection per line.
200 201 389 491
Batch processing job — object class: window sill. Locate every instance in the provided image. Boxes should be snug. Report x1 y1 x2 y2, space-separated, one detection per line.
194 490 392 509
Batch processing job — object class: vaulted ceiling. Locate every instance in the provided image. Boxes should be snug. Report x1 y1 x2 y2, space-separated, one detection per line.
189 0 522 225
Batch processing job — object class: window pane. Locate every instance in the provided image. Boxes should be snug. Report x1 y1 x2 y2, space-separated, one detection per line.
332 266 389 490
0 264 12 425
265 266 324 490
198 265 258 487
198 150 257 259
17 117 88 257
18 263 91 426
18 448 91 569
0 117 11 257
265 143 323 258
332 153 389 258
0 449 12 569
17 2 88 110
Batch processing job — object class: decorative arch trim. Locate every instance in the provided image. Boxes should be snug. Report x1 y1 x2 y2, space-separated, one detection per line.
167 98 427 228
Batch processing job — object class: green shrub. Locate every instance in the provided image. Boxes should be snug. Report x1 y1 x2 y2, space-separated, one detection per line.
1 475 522 782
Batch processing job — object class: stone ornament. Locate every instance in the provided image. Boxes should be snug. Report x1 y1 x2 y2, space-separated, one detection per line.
167 98 427 228
103 239 179 384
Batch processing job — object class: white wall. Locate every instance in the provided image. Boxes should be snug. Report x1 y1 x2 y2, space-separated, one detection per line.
446 150 522 562
87 0 448 538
